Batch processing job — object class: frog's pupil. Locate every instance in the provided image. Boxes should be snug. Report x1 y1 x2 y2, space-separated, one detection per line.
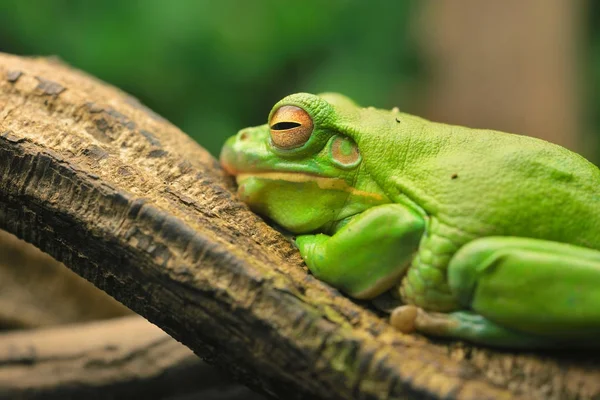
271 122 301 131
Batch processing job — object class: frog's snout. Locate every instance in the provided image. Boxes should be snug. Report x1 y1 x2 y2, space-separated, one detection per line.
219 133 242 176
219 126 270 176
219 146 236 176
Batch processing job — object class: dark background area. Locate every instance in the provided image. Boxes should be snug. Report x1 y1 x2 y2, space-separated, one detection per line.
0 0 597 161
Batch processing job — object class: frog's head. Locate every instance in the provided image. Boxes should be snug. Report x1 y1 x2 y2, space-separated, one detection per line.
220 92 389 233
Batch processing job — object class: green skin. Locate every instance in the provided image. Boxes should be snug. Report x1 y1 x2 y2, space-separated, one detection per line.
220 92 600 348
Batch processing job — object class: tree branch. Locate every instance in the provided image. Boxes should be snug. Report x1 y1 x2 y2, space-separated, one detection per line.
0 52 597 400
0 229 261 399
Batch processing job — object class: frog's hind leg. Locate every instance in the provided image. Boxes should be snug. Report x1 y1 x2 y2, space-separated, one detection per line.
398 237 600 348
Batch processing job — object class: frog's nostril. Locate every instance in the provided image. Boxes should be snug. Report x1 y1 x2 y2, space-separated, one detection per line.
239 131 249 141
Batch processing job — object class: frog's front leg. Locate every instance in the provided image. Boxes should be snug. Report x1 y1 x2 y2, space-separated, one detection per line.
296 204 425 299
392 237 600 348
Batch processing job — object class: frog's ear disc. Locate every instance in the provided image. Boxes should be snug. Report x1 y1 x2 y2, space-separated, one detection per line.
269 105 313 149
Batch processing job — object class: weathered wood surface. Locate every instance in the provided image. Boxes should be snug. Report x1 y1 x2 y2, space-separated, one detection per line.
0 52 598 400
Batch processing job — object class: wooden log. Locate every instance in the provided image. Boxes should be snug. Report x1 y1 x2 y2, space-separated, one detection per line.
0 52 598 400
0 223 260 399
0 315 263 399
0 228 130 329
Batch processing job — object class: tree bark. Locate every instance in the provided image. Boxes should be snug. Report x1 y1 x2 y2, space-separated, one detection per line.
0 52 598 400
0 224 262 400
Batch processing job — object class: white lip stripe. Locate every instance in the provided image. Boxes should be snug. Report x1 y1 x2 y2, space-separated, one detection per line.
236 172 383 200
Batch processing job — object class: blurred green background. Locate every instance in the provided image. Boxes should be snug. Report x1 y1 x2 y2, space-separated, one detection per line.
0 0 595 160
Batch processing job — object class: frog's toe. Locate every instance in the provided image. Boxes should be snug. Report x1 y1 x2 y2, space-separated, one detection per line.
391 305 464 337
390 305 419 333
412 310 558 348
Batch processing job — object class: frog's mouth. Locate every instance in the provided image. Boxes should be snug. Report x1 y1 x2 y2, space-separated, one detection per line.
236 172 383 200
237 172 348 191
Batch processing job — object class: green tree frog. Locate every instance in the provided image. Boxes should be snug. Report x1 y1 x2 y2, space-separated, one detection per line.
220 92 600 348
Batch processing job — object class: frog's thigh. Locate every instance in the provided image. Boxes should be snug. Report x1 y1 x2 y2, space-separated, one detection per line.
448 236 600 342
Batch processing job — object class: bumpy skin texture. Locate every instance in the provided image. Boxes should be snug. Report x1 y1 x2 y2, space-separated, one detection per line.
220 92 600 348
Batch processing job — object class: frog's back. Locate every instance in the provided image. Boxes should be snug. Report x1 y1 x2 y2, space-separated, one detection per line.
366 118 600 250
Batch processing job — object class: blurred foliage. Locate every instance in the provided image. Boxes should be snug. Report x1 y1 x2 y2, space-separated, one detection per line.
589 2 600 149
0 0 421 155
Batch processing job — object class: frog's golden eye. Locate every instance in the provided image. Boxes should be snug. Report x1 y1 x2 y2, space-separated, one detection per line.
269 106 313 149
